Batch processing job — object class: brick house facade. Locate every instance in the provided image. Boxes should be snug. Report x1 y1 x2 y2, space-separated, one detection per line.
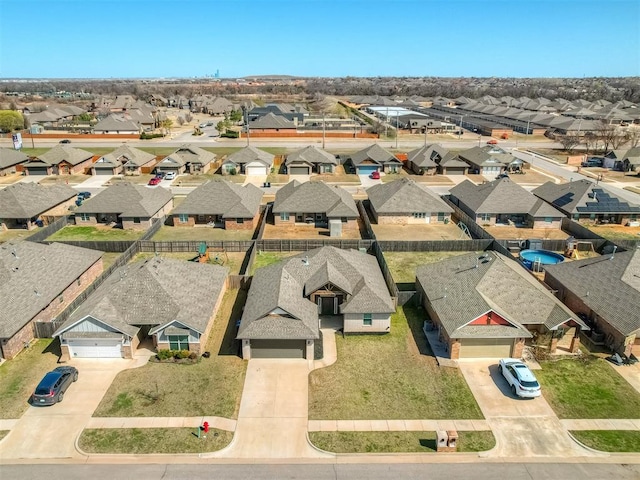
273 213 358 230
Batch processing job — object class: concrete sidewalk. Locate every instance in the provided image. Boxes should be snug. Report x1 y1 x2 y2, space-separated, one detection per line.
86 416 236 431
561 419 640 430
308 419 490 432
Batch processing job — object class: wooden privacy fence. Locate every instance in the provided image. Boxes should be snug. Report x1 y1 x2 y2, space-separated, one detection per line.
256 239 374 252
357 200 376 240
370 241 399 303
27 215 71 243
443 196 494 240
254 204 270 240
377 239 493 252
138 240 254 253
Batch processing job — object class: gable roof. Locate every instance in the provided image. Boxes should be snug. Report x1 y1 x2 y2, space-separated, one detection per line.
367 178 453 215
36 145 94 166
172 180 263 218
458 145 515 167
110 145 156 167
0 241 102 339
349 144 399 165
161 145 215 167
407 144 449 168
286 145 338 166
532 179 640 215
74 182 172 217
0 148 28 170
450 178 565 216
225 146 274 167
0 182 76 219
249 112 296 129
54 257 228 338
237 247 395 340
273 181 358 217
416 252 583 339
93 114 141 132
545 249 640 336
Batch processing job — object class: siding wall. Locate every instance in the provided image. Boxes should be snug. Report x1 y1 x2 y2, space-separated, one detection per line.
343 312 391 333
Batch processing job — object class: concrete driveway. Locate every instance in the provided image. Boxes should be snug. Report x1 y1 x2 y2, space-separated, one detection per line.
0 358 142 460
17 175 47 184
243 174 268 187
210 359 329 459
358 174 381 188
608 361 640 394
459 360 593 458
75 175 113 189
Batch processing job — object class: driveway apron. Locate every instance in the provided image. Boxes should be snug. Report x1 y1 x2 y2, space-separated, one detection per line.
211 359 330 459
0 358 139 460
459 360 594 458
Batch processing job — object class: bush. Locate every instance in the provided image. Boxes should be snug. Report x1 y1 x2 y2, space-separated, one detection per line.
156 349 173 360
140 132 164 140
174 349 190 359
188 352 198 360
220 130 239 139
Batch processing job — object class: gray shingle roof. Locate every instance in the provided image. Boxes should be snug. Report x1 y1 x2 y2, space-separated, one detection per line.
407 144 449 168
93 154 121 169
458 145 514 168
348 144 399 165
37 145 94 166
75 183 172 217
237 247 394 340
249 112 296 129
0 241 102 338
285 145 338 167
367 178 453 215
111 145 156 167
0 148 28 170
532 179 640 215
273 181 358 217
450 178 565 216
93 114 141 132
160 145 215 168
545 248 640 336
416 252 583 339
0 183 76 219
55 257 228 338
172 180 263 218
225 146 274 167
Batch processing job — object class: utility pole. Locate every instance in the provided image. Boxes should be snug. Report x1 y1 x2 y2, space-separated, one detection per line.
385 107 389 138
322 112 326 149
395 113 398 150
424 121 428 146
244 106 250 146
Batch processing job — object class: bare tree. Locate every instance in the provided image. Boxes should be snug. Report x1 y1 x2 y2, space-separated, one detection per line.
595 119 626 152
184 112 192 123
583 131 599 154
626 128 640 149
558 133 580 153
176 116 185 126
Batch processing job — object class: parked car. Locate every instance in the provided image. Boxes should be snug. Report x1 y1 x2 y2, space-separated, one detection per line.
155 171 166 179
581 158 603 167
496 173 509 179
199 122 208 128
77 191 91 200
148 177 161 186
59 139 71 144
370 171 381 180
499 358 541 398
164 172 176 180
486 139 498 145
31 366 78 406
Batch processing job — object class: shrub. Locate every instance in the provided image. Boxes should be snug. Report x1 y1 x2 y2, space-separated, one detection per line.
140 132 164 140
221 130 239 138
174 349 190 359
156 349 173 360
188 352 198 360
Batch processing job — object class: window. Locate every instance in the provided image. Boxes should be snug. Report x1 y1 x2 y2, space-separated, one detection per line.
480 213 491 222
197 215 205 221
341 217 348 223
178 214 188 223
280 212 290 221
544 217 553 223
363 314 372 326
168 335 189 350
237 217 244 224
412 212 426 219
589 214 596 220
437 212 445 222
133 217 141 224
573 213 580 220
80 213 90 221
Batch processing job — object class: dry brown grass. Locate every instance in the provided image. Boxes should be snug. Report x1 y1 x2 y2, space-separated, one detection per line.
372 223 468 241
262 223 362 239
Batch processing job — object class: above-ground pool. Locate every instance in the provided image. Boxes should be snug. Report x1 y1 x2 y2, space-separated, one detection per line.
519 249 565 270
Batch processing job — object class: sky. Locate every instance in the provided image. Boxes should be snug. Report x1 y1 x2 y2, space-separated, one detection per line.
0 0 638 78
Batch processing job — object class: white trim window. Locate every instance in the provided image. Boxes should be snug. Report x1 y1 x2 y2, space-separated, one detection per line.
363 313 372 326
178 214 188 223
412 212 427 219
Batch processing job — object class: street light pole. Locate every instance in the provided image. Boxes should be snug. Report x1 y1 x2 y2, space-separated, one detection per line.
424 121 428 146
395 113 398 150
459 114 464 140
322 112 326 150
244 106 250 146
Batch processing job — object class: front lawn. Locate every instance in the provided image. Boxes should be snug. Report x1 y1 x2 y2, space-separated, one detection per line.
250 251 302 275
39 174 90 185
152 226 255 242
0 430 8 441
92 289 247 418
308 306 483 420
570 430 640 452
78 427 232 454
536 356 640 419
383 252 467 284
308 431 495 453
48 226 144 242
0 339 61 419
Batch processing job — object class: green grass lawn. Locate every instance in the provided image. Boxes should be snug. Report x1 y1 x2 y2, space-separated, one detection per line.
308 431 495 453
383 252 467 284
93 289 247 418
151 226 254 242
586 226 640 241
308 306 483 420
570 430 640 453
0 430 9 441
78 427 233 454
536 356 640 419
250 251 301 275
47 226 144 242
21 147 115 157
0 339 61 419
100 252 122 270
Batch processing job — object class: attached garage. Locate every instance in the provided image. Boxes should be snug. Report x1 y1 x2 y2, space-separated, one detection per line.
249 339 306 359
357 165 379 175
459 338 513 358
289 166 311 175
94 168 114 175
67 338 123 358
445 167 466 175
26 167 49 175
246 165 268 175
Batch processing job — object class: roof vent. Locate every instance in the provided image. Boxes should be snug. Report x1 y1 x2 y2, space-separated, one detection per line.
302 256 309 266
11 249 19 259
34 290 41 296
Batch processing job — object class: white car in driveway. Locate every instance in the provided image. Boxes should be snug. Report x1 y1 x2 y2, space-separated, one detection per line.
499 358 541 398
164 172 176 180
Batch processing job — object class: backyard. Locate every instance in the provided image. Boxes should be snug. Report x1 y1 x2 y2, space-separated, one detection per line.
132 251 246 275
0 228 34 244
308 305 483 420
262 222 362 240
48 226 144 241
535 356 640 419
584 224 640 241
382 251 467 286
372 223 469 241
250 250 302 275
92 289 247 418
151 225 255 242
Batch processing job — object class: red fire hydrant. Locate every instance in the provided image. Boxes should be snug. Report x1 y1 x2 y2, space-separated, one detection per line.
203 421 209 434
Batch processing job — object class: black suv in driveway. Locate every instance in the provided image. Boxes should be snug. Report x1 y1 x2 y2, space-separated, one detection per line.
31 366 78 406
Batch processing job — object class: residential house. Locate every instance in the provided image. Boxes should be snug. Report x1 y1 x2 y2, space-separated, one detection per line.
54 257 227 359
407 144 468 175
366 178 453 224
237 247 395 360
248 112 297 132
450 178 565 228
532 179 640 225
93 114 142 135
0 183 77 230
273 181 359 232
457 145 514 175
222 146 274 176
0 241 103 360
247 103 308 125
23 145 94 176
285 145 338 175
0 148 28 176
155 145 216 175
416 252 589 359
111 145 157 176
204 97 234 115
91 153 123 175
604 147 640 172
544 248 640 357
345 144 403 175
74 182 173 230
172 181 263 230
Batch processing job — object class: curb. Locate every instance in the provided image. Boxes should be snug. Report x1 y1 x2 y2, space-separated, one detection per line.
565 431 611 457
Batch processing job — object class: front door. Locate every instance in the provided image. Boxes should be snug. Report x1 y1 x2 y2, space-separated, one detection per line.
320 296 335 315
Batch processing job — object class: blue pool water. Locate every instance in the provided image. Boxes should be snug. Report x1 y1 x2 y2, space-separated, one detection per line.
520 249 565 270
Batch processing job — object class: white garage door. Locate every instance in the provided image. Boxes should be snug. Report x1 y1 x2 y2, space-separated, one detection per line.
246 166 266 175
67 339 122 358
459 338 513 358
